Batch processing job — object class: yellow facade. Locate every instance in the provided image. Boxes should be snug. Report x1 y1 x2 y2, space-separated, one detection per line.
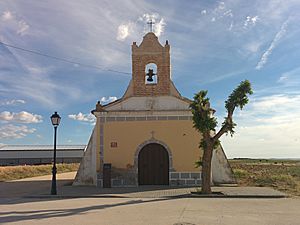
101 120 202 172
73 31 235 187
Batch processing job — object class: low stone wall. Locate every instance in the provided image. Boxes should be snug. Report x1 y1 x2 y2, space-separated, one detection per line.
169 172 201 186
97 169 201 187
97 167 136 187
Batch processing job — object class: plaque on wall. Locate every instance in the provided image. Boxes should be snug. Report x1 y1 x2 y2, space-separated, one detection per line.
110 142 117 148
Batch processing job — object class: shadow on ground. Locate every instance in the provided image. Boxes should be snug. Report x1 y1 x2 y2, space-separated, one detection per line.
0 198 171 223
0 179 73 205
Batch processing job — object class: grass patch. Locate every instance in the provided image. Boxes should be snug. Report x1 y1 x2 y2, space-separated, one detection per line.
232 169 249 179
0 163 80 182
230 159 300 196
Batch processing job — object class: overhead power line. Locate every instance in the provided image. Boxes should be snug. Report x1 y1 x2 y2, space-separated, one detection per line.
0 41 131 76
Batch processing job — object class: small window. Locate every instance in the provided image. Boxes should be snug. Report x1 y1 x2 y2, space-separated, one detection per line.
145 63 157 84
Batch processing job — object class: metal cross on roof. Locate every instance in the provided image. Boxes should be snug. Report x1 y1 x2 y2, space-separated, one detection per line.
147 19 155 32
150 131 155 139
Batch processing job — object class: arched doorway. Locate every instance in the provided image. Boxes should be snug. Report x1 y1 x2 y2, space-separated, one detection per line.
138 143 169 185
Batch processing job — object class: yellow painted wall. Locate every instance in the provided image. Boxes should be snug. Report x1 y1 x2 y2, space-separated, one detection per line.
101 120 202 172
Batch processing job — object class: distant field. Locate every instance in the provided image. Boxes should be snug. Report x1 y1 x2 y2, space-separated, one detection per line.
0 163 80 182
1 160 299 196
229 159 300 196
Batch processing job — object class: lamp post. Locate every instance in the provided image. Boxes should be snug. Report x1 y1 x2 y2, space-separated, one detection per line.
50 112 61 195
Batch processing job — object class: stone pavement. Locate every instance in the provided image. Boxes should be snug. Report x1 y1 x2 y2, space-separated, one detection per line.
47 185 286 199
0 172 75 198
0 172 298 225
0 195 299 225
0 172 287 199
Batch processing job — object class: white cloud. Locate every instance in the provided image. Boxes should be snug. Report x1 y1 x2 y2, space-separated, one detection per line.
217 2 225 10
250 95 300 115
17 20 29 35
200 69 247 85
221 94 300 158
223 10 233 18
116 13 167 41
0 57 87 107
201 10 207 15
0 99 26 106
231 94 300 127
0 124 36 139
244 16 259 28
214 2 232 17
0 11 29 36
256 19 289 70
1 11 13 21
100 96 117 104
251 16 259 24
140 13 166 37
228 22 233 31
256 0 299 21
245 41 261 53
222 120 300 158
223 9 233 17
207 1 233 24
68 112 95 123
117 22 134 41
277 67 300 86
0 111 43 123
95 47 129 66
278 74 288 83
154 18 166 37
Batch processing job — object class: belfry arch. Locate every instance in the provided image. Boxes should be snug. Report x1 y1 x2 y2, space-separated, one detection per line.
131 32 171 96
145 63 158 84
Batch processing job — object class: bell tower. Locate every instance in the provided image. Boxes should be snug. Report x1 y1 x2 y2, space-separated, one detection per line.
131 32 171 96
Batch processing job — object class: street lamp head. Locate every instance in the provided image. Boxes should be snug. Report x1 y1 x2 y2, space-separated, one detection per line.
50 112 61 127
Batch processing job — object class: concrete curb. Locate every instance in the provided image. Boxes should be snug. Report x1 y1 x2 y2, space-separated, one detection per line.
190 193 287 198
25 192 288 199
25 195 128 199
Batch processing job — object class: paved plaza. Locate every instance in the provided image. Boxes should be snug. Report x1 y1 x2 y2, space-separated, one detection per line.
0 172 299 225
1 196 300 225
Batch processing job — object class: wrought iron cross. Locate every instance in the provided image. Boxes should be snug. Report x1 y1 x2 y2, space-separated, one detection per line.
150 131 155 139
147 19 155 32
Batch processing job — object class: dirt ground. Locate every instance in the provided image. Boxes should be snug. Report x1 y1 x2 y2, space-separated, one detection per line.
230 159 300 196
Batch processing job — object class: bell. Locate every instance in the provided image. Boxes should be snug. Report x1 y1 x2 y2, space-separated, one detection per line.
147 76 154 82
146 69 155 82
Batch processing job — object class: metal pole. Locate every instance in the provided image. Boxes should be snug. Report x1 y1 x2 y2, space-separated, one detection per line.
51 126 57 195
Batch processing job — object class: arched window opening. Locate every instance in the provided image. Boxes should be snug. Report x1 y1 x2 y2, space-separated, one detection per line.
145 63 157 84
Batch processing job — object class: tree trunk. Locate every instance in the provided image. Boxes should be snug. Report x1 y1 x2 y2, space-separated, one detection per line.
201 146 213 194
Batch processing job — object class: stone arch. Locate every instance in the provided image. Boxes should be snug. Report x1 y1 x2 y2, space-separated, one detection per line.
134 138 173 172
145 63 158 84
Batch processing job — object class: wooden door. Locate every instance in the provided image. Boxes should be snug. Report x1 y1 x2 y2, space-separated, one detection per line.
103 163 111 188
138 143 169 185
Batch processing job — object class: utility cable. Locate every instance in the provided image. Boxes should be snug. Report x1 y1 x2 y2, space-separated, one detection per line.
0 41 131 76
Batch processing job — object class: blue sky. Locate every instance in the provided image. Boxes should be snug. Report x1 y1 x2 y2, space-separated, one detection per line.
0 0 300 158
